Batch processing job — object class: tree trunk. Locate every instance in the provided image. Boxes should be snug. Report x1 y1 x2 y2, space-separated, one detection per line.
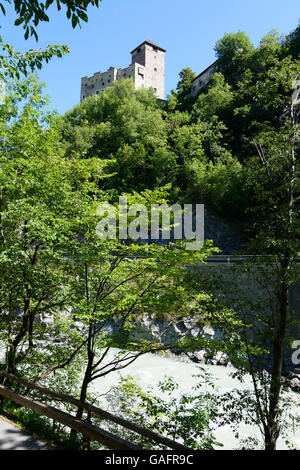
70 324 94 445
265 267 290 450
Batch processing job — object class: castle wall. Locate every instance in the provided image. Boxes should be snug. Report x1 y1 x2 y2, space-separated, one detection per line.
81 67 118 101
133 63 146 90
191 64 216 96
80 40 165 102
143 45 165 100
131 44 146 67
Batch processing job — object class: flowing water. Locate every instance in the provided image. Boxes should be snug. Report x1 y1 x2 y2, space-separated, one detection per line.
92 349 300 450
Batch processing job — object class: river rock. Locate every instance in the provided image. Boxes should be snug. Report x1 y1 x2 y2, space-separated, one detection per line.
216 351 228 365
289 378 300 390
192 350 206 363
202 325 215 338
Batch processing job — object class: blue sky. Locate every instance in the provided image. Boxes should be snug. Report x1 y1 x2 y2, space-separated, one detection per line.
1 0 299 114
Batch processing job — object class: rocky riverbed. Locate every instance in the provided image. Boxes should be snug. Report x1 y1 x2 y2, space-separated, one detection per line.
106 314 300 392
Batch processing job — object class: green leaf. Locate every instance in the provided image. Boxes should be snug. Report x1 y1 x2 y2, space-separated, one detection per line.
14 17 24 26
77 11 88 22
71 13 77 28
45 0 54 8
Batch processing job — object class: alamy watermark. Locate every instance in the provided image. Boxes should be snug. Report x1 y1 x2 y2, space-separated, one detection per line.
0 81 5 105
96 197 204 250
292 76 300 107
0 346 6 364
291 341 300 366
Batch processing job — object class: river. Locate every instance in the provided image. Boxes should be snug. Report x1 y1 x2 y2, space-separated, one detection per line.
92 349 300 450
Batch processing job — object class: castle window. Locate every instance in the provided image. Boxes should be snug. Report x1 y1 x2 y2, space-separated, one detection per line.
153 47 158 52
154 67 157 72
137 48 141 53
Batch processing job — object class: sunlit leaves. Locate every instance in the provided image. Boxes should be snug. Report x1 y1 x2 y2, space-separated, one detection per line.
0 43 69 80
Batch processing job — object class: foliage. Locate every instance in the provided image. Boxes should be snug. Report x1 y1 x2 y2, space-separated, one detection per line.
283 20 300 59
104 373 223 450
62 79 240 209
184 156 247 218
0 0 102 40
0 0 103 86
0 40 69 80
0 20 300 452
62 80 169 192
0 75 107 374
169 67 196 111
193 72 235 122
220 370 300 450
60 24 299 224
214 31 255 85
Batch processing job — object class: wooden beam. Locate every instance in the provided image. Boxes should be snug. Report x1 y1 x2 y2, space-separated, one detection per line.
0 371 189 450
0 384 141 450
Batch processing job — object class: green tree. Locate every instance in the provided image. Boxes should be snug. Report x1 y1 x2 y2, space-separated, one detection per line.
63 192 216 428
177 67 196 95
227 60 300 450
214 31 255 85
62 80 175 193
283 20 300 60
171 67 196 110
193 72 234 122
0 76 106 374
249 30 283 74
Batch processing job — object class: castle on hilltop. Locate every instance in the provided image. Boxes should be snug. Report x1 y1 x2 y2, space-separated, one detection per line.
80 40 166 102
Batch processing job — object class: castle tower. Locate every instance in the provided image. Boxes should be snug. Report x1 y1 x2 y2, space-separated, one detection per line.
131 40 166 100
80 40 166 102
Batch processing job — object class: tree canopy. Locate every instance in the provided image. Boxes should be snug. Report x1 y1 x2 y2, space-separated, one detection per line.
1 0 102 40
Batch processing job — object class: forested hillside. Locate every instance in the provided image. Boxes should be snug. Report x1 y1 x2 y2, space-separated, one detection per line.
61 24 300 233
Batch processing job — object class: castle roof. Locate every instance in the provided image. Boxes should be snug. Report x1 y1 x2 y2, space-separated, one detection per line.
131 40 166 54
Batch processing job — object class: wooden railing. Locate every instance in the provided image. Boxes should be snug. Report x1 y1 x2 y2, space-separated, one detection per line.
0 371 190 451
